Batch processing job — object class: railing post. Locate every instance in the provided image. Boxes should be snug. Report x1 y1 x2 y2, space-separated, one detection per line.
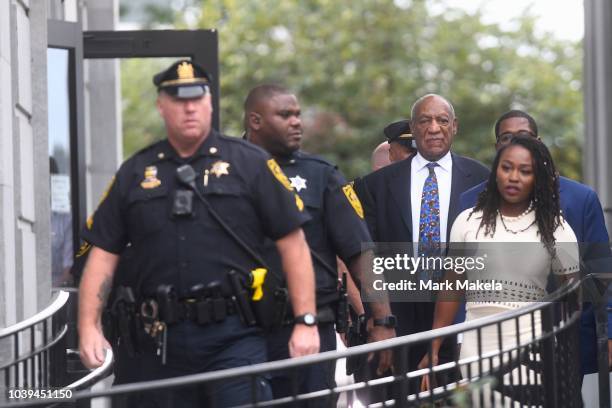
541 304 558 408
397 344 409 406
50 295 68 388
594 281 611 408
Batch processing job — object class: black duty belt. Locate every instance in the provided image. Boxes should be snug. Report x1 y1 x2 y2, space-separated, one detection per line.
141 296 237 327
179 297 237 325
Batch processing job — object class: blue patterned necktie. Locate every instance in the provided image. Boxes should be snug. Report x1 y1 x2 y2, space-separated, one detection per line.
418 162 441 257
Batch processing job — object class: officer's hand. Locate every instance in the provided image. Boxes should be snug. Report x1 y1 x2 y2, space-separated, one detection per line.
79 325 111 369
368 326 396 375
367 325 395 375
289 325 320 357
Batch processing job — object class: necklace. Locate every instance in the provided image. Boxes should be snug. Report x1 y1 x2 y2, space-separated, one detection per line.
498 210 536 234
500 201 534 223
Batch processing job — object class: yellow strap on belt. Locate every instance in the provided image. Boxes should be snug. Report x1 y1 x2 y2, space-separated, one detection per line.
250 268 267 301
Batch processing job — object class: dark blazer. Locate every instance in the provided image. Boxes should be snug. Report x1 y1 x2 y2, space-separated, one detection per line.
358 153 489 244
356 153 489 371
459 176 612 374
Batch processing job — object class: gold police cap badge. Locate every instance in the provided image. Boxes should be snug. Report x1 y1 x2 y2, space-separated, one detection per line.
141 166 162 189
210 161 230 178
177 61 195 80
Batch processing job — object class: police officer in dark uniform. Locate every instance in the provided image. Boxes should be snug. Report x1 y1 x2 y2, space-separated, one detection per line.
384 119 417 162
77 61 320 407
243 84 395 403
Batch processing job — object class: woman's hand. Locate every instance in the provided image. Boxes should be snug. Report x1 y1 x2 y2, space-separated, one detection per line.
417 351 439 392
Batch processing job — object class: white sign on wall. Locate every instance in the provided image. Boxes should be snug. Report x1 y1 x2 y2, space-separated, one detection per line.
51 174 71 213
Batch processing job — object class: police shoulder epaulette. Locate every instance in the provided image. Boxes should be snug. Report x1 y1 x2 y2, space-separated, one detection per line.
127 141 170 175
131 139 167 160
298 151 337 169
220 133 269 156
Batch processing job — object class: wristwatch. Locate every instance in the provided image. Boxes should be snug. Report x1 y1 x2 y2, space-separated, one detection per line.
294 313 318 327
373 315 397 328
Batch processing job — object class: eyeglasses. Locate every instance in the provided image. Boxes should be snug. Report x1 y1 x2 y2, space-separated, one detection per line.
497 131 537 144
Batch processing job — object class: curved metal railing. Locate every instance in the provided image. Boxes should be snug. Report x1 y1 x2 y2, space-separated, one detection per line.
0 292 70 339
63 348 113 391
61 275 596 407
1 274 607 407
0 291 113 408
0 291 70 397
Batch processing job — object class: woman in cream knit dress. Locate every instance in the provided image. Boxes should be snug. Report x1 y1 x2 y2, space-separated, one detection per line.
418 135 579 405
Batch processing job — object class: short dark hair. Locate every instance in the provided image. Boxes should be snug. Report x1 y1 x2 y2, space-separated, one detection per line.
494 110 538 140
243 84 291 114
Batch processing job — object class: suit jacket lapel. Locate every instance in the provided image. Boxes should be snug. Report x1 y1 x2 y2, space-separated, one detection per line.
448 154 470 241
388 157 414 238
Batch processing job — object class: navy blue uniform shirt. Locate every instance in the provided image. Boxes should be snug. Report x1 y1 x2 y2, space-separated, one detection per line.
261 151 372 306
82 130 310 297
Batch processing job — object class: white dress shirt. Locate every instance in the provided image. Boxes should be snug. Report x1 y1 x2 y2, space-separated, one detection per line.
410 151 453 243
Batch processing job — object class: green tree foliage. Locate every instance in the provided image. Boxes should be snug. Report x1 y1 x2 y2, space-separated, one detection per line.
122 0 583 180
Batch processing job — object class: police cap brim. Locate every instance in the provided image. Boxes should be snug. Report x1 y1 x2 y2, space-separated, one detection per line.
161 84 209 99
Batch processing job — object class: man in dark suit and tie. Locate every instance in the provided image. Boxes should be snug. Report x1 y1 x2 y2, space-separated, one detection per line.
356 94 489 383
459 110 612 391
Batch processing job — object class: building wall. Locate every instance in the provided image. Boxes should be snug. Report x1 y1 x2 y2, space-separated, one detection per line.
584 0 612 235
82 0 122 212
0 0 17 331
0 1 117 393
0 0 51 329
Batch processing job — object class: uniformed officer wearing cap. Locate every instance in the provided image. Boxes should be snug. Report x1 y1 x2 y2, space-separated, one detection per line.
384 119 417 163
77 61 320 407
244 84 396 404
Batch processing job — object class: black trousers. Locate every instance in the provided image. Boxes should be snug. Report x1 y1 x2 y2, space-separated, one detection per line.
266 322 337 407
112 317 272 407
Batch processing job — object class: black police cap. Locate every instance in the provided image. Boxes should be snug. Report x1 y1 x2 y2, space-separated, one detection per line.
383 119 413 143
153 60 211 99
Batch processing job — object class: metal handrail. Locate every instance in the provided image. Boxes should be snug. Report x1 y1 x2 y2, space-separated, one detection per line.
68 275 585 402
0 325 68 370
0 291 69 336
0 274 598 406
65 348 114 390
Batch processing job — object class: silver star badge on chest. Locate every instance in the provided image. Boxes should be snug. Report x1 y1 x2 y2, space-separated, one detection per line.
289 175 307 192
210 160 230 178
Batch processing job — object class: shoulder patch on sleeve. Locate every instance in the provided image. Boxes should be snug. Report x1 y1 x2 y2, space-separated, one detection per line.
76 241 92 258
342 184 364 219
267 159 294 191
295 193 304 211
99 176 116 205
86 175 116 230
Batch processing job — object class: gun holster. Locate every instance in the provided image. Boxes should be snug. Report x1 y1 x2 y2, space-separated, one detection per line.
106 286 140 357
346 313 368 376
